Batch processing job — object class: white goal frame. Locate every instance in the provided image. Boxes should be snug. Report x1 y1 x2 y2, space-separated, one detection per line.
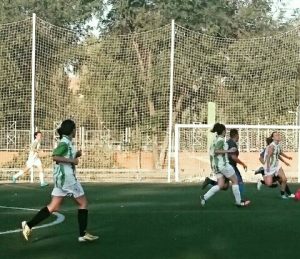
174 124 300 183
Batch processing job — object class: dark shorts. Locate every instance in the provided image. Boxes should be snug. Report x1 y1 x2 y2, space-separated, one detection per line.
232 165 243 183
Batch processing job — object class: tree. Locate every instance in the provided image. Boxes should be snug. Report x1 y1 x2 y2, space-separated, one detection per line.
87 0 299 169
0 0 104 35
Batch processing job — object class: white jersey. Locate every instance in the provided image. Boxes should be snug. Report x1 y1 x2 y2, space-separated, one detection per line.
28 139 41 159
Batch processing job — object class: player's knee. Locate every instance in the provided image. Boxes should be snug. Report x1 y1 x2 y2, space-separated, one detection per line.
265 180 273 186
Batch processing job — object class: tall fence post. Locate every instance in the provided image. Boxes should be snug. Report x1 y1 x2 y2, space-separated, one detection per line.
167 20 175 183
30 13 36 183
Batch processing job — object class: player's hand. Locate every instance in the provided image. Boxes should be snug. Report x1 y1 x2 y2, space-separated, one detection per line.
72 158 79 165
76 150 82 158
243 164 247 172
228 147 237 153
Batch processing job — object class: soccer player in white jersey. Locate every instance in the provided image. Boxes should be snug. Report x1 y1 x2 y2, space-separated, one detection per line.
200 123 250 207
261 131 294 198
21 119 98 242
12 131 48 187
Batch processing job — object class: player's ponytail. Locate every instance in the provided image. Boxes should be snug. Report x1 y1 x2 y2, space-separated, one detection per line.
210 123 226 135
266 131 277 145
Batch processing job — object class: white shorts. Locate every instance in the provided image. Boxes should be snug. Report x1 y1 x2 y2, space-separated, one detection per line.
217 164 235 179
264 165 281 176
26 157 42 168
51 182 85 198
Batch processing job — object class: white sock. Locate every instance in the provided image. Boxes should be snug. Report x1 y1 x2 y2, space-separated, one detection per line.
232 184 241 205
13 170 24 179
204 185 220 201
39 172 45 184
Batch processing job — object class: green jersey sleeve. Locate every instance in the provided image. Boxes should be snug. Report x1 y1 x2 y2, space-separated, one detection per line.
52 142 69 156
215 139 225 150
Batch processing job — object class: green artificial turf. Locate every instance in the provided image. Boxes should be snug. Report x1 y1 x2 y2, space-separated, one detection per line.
1 183 300 259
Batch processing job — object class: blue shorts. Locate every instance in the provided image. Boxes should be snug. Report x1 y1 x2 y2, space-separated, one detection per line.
233 166 243 184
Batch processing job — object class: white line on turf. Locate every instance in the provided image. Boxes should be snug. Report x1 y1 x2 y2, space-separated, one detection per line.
0 205 65 235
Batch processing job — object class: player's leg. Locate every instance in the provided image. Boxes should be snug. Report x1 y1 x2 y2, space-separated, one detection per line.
234 167 245 200
36 161 48 187
225 165 250 207
200 174 223 206
201 176 217 189
13 165 31 182
21 196 64 241
277 168 287 198
73 184 98 242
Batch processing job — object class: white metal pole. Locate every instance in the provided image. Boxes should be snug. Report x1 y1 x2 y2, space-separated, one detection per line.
167 20 175 183
30 13 36 183
174 124 179 182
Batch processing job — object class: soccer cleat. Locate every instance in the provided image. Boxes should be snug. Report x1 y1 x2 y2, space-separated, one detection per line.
40 182 49 187
236 200 251 207
200 196 206 207
288 193 295 198
254 167 264 175
12 176 16 183
257 180 262 191
281 195 288 199
78 232 99 242
201 177 210 190
21 221 32 241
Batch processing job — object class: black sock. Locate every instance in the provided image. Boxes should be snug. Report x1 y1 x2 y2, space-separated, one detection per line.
280 191 285 196
270 183 278 188
285 185 291 195
210 179 217 186
78 209 88 237
27 207 51 229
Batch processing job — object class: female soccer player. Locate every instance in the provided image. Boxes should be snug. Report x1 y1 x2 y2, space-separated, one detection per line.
200 123 250 207
21 119 98 242
12 131 48 187
258 132 294 198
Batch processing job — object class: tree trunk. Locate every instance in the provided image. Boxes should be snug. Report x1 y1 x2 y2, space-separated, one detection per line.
159 93 185 168
133 40 160 169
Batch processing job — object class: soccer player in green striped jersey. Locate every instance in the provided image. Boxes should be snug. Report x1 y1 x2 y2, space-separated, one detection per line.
21 119 99 242
200 123 250 207
262 131 294 199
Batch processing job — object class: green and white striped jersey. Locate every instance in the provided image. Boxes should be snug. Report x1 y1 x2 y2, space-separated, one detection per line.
29 139 41 159
52 135 77 188
212 135 229 170
264 142 281 168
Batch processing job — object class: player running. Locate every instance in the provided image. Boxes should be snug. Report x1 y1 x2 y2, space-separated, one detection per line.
202 129 249 201
255 132 295 199
12 131 48 187
200 123 250 207
21 119 99 242
258 131 294 199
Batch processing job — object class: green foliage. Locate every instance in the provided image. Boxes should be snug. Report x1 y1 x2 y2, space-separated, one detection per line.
0 0 104 35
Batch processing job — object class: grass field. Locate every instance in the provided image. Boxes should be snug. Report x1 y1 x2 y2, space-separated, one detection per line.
1 182 300 259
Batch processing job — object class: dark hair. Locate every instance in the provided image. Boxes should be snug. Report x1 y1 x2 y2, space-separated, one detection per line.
211 123 226 135
57 119 76 139
266 131 277 145
229 129 238 138
34 131 41 139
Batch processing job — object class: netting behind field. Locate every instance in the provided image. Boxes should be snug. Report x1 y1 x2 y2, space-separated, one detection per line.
173 25 300 125
1 16 300 182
